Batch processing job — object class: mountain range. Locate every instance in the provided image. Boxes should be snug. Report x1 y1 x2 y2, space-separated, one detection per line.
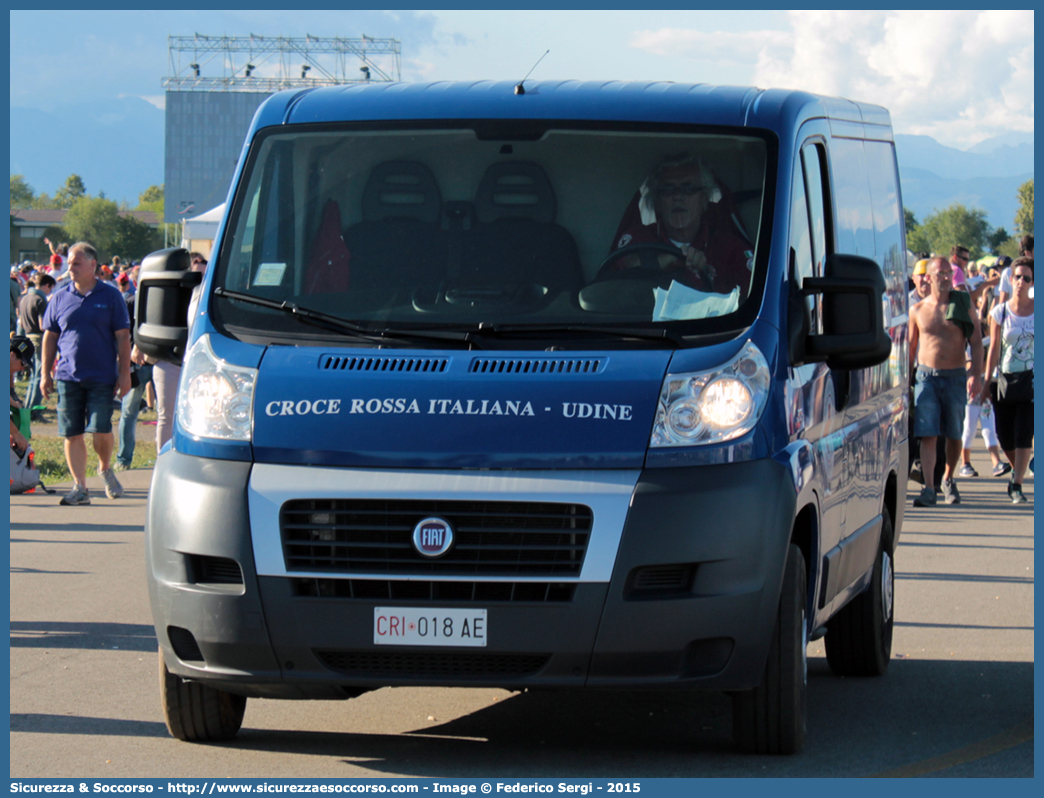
893 132 1033 233
11 97 166 206
9 98 1034 232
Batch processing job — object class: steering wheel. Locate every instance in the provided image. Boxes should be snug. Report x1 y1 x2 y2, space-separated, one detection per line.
597 242 687 276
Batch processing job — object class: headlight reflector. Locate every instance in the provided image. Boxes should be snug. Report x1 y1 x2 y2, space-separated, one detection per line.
651 341 770 447
177 334 256 441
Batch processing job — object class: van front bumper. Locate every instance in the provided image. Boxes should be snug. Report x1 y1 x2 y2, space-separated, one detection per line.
147 451 796 697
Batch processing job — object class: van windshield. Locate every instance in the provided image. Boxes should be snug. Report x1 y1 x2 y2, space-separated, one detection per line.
214 123 772 342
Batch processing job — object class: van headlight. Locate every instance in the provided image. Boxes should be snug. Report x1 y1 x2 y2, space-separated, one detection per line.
176 334 256 441
651 340 770 447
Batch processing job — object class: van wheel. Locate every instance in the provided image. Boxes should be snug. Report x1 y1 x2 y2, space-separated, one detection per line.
159 650 247 742
825 512 894 676
732 543 807 754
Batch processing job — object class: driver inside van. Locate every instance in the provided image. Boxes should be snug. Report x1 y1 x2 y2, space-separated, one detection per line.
606 154 753 299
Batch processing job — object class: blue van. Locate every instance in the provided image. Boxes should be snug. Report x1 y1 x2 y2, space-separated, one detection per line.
137 80 908 754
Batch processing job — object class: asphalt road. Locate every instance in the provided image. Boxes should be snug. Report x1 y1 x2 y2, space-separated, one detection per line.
9 448 1034 778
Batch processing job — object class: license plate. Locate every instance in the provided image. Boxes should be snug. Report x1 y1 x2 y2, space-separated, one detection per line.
374 607 487 647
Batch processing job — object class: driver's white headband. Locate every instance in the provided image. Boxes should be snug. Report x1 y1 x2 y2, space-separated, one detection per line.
638 156 722 226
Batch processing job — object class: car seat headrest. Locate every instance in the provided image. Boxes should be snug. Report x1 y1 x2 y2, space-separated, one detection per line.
475 162 556 225
362 161 442 224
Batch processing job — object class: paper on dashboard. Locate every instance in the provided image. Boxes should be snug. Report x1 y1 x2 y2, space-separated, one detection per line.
652 280 740 321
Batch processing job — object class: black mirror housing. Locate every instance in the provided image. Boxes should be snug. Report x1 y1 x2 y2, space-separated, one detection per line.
133 248 203 363
802 253 892 370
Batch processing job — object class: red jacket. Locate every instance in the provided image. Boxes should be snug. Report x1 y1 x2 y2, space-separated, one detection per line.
608 203 753 298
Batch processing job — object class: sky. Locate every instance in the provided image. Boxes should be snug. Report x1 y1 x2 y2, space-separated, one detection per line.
8 9 1035 150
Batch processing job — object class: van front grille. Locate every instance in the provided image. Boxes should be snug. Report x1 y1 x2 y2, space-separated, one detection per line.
291 578 576 602
281 499 592 576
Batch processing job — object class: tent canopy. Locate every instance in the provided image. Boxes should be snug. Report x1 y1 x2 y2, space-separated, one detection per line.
182 203 225 241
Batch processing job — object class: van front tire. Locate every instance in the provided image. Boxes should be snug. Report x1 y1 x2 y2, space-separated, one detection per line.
732 543 807 754
160 651 247 742
825 511 894 677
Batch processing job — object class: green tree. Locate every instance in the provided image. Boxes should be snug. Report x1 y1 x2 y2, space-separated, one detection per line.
135 185 178 246
112 215 162 261
40 225 65 247
30 192 60 210
987 227 1010 255
138 184 164 206
137 184 164 218
54 174 87 208
906 226 930 255
10 174 35 208
61 195 121 259
997 237 1021 260
904 207 918 235
907 203 991 259
1014 179 1033 235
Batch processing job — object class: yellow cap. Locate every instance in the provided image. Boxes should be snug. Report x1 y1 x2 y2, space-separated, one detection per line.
913 259 928 275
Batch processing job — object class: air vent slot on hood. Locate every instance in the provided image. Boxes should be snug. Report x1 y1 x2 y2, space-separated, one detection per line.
469 358 605 375
320 355 449 373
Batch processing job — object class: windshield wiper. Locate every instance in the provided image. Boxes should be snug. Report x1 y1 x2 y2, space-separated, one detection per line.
476 322 685 347
213 289 682 348
213 288 477 348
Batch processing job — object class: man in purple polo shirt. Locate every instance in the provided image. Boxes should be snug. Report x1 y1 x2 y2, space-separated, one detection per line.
40 242 132 505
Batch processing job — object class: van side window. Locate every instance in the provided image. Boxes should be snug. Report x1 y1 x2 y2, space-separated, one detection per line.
790 157 815 322
225 139 295 292
801 143 830 277
864 139 906 324
828 138 876 259
229 191 260 291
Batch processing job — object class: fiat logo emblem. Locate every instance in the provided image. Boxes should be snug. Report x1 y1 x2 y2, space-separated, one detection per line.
412 517 454 558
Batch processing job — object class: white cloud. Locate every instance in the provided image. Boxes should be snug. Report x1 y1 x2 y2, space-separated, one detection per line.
405 59 440 82
139 95 166 110
632 10 1034 149
630 28 790 64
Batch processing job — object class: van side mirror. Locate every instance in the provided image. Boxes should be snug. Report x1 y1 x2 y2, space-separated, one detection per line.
134 248 203 363
800 253 892 370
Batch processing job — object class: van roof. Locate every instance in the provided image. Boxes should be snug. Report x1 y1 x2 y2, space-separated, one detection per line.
250 80 892 138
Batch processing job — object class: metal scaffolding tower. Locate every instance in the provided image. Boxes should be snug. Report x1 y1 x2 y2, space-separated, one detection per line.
163 33 401 92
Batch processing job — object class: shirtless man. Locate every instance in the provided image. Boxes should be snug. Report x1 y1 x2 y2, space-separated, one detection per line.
908 257 984 506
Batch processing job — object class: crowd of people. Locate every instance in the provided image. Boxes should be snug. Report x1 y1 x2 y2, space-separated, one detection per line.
9 228 1033 509
908 235 1034 507
10 242 207 505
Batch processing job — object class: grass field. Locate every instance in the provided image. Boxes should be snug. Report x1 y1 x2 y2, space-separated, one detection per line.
14 377 159 486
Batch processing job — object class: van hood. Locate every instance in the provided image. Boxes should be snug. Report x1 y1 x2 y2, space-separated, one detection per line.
251 347 674 469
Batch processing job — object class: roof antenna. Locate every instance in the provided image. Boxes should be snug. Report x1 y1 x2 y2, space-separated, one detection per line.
515 50 549 95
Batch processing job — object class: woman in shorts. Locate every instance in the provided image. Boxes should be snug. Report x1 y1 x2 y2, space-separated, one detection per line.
982 257 1034 503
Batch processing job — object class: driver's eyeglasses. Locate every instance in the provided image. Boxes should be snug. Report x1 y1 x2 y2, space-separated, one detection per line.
656 183 705 197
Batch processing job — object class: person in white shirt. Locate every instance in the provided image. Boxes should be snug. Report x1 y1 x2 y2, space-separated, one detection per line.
981 256 1034 503
998 236 1033 304
964 260 984 292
